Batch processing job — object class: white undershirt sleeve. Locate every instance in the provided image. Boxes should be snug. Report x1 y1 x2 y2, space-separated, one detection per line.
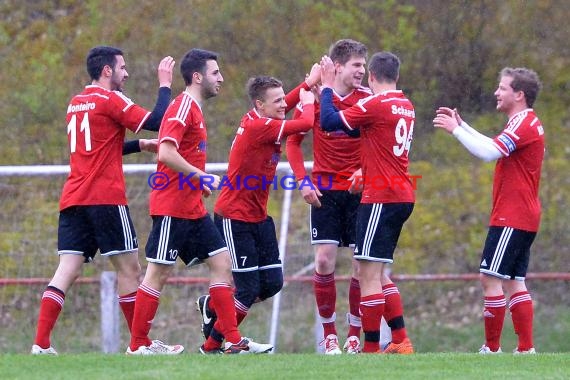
459 121 494 144
452 124 503 162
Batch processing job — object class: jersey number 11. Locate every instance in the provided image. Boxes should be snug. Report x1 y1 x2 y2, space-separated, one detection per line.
67 113 92 153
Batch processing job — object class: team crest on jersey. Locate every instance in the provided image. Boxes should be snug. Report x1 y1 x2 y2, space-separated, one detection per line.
197 140 207 152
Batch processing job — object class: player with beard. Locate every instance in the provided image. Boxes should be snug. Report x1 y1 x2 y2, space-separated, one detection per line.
127 48 272 355
31 45 177 355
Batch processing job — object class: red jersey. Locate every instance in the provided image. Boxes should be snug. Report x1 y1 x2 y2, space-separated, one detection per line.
60 85 149 210
214 104 315 222
339 90 415 204
490 109 544 231
286 87 371 190
149 91 208 219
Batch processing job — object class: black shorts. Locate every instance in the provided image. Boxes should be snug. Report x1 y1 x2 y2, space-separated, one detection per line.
310 190 361 247
480 226 536 280
58 205 138 263
145 214 227 266
214 214 282 272
355 203 414 263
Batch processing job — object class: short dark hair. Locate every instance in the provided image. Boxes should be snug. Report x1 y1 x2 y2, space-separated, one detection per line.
368 52 400 83
329 39 368 65
246 76 283 106
500 67 542 108
86 46 123 81
180 49 218 85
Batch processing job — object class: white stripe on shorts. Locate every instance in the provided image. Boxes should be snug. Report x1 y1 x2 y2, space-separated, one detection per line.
489 227 513 273
157 216 171 262
360 204 382 257
222 218 238 270
118 205 133 250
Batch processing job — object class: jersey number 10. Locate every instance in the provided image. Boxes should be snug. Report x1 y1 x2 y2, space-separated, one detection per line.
67 113 92 153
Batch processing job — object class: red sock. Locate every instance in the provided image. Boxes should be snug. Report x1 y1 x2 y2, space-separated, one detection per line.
118 291 137 332
509 291 534 351
347 277 361 337
383 283 407 343
210 283 241 344
360 293 385 353
483 295 506 351
234 298 249 326
34 287 65 348
314 271 337 337
129 284 159 350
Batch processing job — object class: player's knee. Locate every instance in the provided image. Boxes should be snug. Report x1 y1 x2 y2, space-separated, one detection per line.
315 258 335 274
207 251 233 283
127 262 142 278
66 267 83 283
112 254 141 278
351 259 360 278
315 248 336 273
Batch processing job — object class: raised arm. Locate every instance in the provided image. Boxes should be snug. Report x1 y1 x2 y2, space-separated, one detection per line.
141 56 176 131
286 104 323 207
286 107 309 181
284 63 320 114
280 89 315 136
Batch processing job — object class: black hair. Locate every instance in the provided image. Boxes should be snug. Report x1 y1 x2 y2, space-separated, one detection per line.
86 46 123 81
180 48 218 85
368 52 400 83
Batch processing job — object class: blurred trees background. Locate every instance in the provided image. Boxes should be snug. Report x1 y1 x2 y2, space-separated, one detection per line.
1 0 569 353
1 0 569 274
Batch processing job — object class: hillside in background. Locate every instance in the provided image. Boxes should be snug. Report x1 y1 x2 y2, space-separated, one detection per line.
1 0 568 276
